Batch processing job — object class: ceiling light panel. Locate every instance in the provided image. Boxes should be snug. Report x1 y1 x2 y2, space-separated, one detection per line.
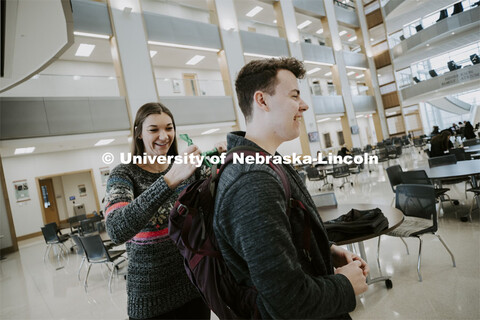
150 50 157 58
325 72 332 76
246 6 263 17
73 31 110 39
75 44 95 57
307 67 322 75
201 128 220 135
14 147 35 155
95 139 115 146
186 55 205 65
339 30 347 36
316 28 324 34
297 20 312 30
348 36 358 42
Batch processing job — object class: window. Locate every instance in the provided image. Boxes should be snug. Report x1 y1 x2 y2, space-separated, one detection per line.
337 131 345 146
323 133 332 148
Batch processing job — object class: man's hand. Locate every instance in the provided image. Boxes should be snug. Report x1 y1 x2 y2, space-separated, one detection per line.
335 260 368 295
331 244 369 276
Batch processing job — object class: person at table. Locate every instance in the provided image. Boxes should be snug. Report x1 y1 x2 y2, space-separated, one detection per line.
463 121 476 140
105 102 226 320
213 57 369 319
337 146 351 158
430 130 453 157
431 126 440 136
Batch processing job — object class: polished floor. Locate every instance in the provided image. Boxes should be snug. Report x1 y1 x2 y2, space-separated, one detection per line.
1 147 479 319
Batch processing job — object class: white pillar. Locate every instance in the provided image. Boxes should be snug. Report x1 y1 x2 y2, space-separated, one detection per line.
107 0 158 125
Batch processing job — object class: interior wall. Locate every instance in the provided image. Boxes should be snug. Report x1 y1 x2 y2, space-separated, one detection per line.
141 0 210 23
154 67 225 96
0 173 13 249
61 172 97 218
51 176 68 221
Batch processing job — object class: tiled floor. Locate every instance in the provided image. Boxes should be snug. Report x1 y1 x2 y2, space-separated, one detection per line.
1 148 479 319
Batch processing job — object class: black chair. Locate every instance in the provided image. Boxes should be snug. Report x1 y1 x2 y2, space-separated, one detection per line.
447 60 461 71
386 165 404 206
79 219 97 235
386 145 399 160
413 76 421 83
41 222 70 262
67 214 87 235
449 148 470 161
463 138 480 146
429 70 438 77
428 154 457 168
401 170 454 215
452 2 463 15
466 187 480 221
471 53 480 65
380 184 456 281
79 234 127 292
306 166 328 190
415 24 423 32
436 9 448 22
71 234 87 280
332 164 352 189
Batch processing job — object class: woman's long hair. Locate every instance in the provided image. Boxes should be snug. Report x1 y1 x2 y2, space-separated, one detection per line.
131 102 179 156
431 130 451 150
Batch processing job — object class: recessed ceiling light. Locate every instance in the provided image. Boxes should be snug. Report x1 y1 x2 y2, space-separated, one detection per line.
356 74 365 79
307 67 322 75
339 30 347 36
148 41 219 53
348 36 358 42
14 147 35 155
336 118 341 120
426 44 430 47
316 28 324 34
370 38 374 41
186 55 205 65
244 52 276 59
73 75 81 80
317 118 331 123
297 20 312 30
201 128 220 135
73 31 110 39
75 44 95 57
347 71 355 76
325 72 332 76
273 19 277 23
246 6 263 17
95 139 115 146
451 32 455 35
150 50 157 58
356 114 364 118
108 76 116 80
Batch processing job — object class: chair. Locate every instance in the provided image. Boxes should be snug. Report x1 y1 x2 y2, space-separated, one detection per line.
41 222 70 262
449 148 470 161
306 166 328 190
401 170 454 215
436 9 448 22
67 214 87 235
79 219 96 235
386 165 404 206
447 60 461 71
380 184 456 281
413 76 421 83
452 2 463 15
429 70 438 78
471 53 480 65
311 192 337 209
332 164 352 189
376 148 389 167
78 234 127 292
386 145 399 160
463 138 480 146
465 187 480 221
428 154 457 168
415 24 423 32
71 234 87 280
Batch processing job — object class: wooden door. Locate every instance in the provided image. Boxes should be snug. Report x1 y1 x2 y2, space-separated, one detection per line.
183 73 198 96
39 178 59 225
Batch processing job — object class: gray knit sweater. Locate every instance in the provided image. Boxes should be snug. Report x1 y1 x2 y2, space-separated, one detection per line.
105 163 206 319
213 132 356 319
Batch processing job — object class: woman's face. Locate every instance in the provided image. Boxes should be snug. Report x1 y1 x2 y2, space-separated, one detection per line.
140 113 175 156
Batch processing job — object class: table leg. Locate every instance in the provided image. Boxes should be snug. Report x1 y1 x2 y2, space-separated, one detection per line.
357 241 392 288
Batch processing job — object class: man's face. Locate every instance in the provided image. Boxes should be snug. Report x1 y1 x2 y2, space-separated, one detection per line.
263 69 308 142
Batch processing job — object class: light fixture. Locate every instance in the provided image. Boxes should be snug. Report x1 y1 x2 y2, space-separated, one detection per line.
324 72 332 76
186 55 205 65
304 60 333 66
297 20 312 30
108 76 116 80
347 66 367 70
339 30 347 36
95 139 115 146
246 6 263 17
201 128 220 135
150 50 157 58
348 36 357 42
75 44 95 57
73 31 110 39
244 52 276 59
370 38 374 41
148 41 219 53
273 19 277 23
347 71 355 76
316 28 324 34
32 75 40 80
317 118 331 123
356 74 365 79
307 67 322 75
73 75 81 80
336 118 341 121
451 32 455 35
14 147 35 155
426 43 430 47
356 114 364 118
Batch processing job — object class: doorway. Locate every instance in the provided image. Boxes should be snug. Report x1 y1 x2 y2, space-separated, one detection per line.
182 73 199 96
39 178 60 225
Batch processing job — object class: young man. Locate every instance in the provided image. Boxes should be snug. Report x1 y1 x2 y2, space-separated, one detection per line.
213 58 369 319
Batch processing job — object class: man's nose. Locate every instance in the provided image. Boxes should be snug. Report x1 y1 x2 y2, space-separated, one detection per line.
299 98 309 112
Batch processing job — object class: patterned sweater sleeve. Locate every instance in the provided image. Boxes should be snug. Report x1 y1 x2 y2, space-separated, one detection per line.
104 165 174 244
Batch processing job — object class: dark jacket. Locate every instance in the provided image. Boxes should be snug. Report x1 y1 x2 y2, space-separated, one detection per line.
213 132 356 319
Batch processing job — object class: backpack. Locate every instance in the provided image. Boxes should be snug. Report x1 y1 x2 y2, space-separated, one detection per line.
169 146 312 319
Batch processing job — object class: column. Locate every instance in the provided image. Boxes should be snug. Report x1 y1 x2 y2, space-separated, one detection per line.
322 0 361 148
274 0 321 157
107 0 158 125
207 0 246 130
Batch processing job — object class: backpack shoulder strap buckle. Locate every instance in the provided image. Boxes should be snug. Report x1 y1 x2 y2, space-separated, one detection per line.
177 203 189 216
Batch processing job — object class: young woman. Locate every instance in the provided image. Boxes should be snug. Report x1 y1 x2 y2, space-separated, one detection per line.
105 102 225 319
430 130 453 157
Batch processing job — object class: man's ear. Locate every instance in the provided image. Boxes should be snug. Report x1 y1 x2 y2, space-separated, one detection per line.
253 91 269 112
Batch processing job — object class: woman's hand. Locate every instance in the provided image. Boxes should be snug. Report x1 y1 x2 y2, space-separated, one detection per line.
214 141 227 154
331 244 369 277
164 145 201 189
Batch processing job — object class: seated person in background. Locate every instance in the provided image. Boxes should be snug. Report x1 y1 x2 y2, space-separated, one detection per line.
431 126 440 136
430 130 453 157
337 146 351 158
463 121 476 140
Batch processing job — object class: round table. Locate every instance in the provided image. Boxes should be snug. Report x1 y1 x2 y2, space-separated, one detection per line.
318 203 404 288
